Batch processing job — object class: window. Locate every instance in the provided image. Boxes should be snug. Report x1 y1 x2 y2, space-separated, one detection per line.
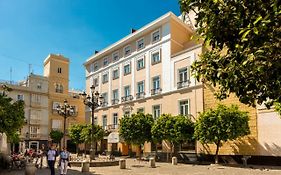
57 67 62 73
152 30 160 43
37 83 42 89
178 68 190 88
179 100 189 116
94 62 99 71
17 94 24 101
103 57 109 66
93 78 99 86
151 51 161 64
112 69 119 80
102 73 108 84
137 38 145 50
112 89 119 100
32 94 41 104
137 108 145 113
137 81 145 98
55 84 63 93
112 89 119 105
124 64 131 75
112 51 119 62
52 119 62 129
113 113 118 126
137 57 145 70
124 111 130 116
102 115 107 130
179 68 189 82
124 45 131 56
102 92 108 103
52 102 60 110
152 105 161 120
124 86 131 97
152 76 160 89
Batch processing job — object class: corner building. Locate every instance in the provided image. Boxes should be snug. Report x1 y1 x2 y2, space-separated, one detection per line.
84 12 203 155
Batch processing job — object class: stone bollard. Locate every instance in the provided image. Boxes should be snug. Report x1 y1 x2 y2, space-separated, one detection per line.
81 160 90 172
172 157 177 165
119 159 126 169
149 157 156 168
25 163 36 175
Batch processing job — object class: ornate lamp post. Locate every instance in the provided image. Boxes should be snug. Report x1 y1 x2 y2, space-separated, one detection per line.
56 99 75 148
80 84 103 161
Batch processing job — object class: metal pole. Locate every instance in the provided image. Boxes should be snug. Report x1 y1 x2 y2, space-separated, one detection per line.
63 113 66 149
90 92 95 160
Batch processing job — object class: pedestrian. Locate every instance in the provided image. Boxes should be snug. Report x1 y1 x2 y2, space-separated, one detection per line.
47 144 57 175
59 147 70 175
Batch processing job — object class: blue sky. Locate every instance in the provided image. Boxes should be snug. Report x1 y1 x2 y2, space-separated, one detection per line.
0 0 180 90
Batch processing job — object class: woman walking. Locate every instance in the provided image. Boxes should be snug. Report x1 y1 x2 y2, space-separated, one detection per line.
59 147 70 175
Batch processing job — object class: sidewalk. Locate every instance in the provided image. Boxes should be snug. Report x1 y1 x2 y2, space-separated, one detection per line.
1 158 281 175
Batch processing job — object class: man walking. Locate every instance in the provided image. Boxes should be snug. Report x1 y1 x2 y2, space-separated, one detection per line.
47 144 57 175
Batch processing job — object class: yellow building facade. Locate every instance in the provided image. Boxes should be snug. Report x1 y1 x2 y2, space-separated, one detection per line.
44 54 85 150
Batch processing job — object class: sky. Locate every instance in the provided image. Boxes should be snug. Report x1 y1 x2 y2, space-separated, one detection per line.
0 0 181 90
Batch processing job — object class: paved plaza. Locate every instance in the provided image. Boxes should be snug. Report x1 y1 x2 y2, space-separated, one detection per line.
1 158 281 175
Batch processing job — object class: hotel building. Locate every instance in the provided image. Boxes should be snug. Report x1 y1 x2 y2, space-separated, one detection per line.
84 12 203 155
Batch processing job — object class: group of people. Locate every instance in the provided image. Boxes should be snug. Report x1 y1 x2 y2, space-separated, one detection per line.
47 144 71 175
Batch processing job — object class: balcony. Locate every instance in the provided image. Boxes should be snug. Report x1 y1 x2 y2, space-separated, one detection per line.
101 102 108 107
177 80 191 89
121 95 133 102
112 99 119 105
107 124 119 132
29 119 41 125
136 92 145 99
151 88 162 96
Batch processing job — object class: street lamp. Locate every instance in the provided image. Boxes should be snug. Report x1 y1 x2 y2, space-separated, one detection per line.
56 99 75 149
80 84 103 161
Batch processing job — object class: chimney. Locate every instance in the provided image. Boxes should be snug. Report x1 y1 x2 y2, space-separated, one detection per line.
95 50 99 55
131 28 137 34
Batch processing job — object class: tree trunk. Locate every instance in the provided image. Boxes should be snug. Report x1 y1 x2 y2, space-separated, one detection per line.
215 140 221 164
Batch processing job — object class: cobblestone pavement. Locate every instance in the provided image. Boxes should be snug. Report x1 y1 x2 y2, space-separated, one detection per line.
1 158 281 175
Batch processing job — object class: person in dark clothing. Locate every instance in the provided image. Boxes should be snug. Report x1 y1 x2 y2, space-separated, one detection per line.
47 144 57 175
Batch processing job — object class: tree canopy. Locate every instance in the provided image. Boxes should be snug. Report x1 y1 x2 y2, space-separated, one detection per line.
179 0 281 107
194 104 250 164
119 113 154 146
49 130 64 144
69 124 85 145
0 87 25 140
151 114 194 153
80 124 105 144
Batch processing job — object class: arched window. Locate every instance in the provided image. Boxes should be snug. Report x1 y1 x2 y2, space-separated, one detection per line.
55 84 63 93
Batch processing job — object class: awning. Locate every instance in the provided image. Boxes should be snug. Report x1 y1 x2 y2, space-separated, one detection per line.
107 132 120 143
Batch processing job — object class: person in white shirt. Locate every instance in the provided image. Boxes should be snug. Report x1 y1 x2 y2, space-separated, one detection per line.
47 144 57 175
59 147 70 175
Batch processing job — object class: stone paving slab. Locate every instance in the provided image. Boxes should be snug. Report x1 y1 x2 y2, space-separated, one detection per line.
1 158 281 175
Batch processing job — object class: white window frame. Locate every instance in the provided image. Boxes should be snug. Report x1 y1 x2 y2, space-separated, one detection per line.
112 68 119 80
178 99 190 116
112 51 119 62
17 94 24 101
137 57 145 70
151 29 161 43
178 67 190 82
136 38 145 50
124 45 131 57
102 115 107 129
152 105 161 120
103 57 109 66
137 81 145 93
112 89 119 100
152 76 160 89
151 50 161 65
102 73 109 84
113 113 118 126
124 85 131 97
102 92 108 103
124 63 131 75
